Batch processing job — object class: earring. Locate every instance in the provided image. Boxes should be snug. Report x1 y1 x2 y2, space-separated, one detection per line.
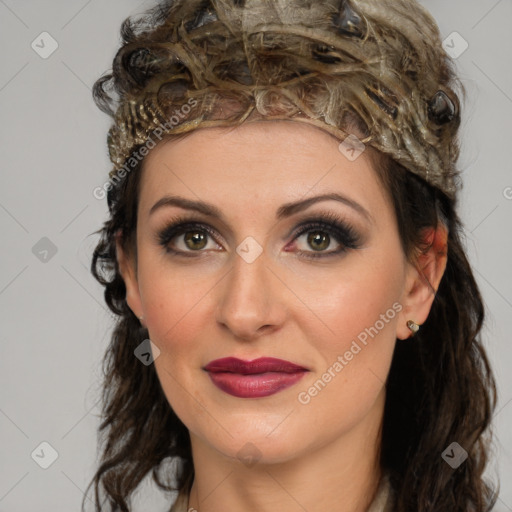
407 320 420 336
138 315 144 324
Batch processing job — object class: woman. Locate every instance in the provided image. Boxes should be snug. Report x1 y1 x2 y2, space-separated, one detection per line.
87 0 499 510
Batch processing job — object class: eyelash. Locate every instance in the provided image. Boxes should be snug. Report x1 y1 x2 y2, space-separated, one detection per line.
156 212 362 260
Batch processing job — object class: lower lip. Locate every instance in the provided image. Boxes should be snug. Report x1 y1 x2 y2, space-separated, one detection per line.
206 371 307 398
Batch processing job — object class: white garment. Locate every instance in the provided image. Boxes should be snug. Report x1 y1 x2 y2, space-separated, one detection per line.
367 473 395 512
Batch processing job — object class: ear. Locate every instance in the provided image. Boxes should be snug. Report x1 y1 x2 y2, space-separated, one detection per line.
115 230 144 323
396 223 449 340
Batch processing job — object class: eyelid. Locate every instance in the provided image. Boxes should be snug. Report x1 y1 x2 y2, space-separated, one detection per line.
155 217 224 252
286 212 362 254
156 214 225 240
287 211 359 237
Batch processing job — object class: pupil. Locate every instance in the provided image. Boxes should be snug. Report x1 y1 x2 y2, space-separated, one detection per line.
308 231 329 251
185 231 207 250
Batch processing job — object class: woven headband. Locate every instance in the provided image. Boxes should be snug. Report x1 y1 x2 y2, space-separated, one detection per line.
104 0 462 199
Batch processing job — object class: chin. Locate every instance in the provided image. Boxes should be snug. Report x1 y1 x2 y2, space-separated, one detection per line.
191 413 325 468
217 434 305 467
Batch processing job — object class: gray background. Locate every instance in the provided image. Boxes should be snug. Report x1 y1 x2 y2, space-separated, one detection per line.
0 0 510 510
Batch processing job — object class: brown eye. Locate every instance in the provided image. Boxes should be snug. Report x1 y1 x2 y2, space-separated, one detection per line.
307 231 331 252
288 214 363 260
184 231 209 250
157 220 221 256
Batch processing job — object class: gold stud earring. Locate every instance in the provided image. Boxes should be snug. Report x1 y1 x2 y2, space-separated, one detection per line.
407 320 420 336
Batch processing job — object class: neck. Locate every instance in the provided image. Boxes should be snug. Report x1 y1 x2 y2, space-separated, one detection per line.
186 388 386 512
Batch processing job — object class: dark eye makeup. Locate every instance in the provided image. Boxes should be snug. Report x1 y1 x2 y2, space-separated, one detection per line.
155 211 363 260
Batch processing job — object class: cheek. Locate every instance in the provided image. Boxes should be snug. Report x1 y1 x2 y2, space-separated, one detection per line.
136 253 217 406
323 273 402 346
293 251 404 351
137 258 215 430
137 251 215 344
293 304 399 446
292 251 404 414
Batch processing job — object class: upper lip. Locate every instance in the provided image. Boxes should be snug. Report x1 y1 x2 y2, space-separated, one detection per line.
203 357 308 375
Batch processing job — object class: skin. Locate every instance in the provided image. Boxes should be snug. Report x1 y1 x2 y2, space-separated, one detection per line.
116 120 448 512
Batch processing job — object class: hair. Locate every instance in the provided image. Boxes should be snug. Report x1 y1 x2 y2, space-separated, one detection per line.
86 0 499 510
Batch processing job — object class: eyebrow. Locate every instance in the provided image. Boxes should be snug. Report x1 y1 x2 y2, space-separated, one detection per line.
149 193 373 224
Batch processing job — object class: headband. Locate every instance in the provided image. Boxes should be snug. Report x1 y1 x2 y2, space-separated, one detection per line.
104 0 462 199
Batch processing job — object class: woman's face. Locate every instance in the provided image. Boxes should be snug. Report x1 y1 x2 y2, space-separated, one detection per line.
119 120 422 465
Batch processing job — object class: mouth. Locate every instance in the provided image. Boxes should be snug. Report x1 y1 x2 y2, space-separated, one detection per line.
203 357 309 398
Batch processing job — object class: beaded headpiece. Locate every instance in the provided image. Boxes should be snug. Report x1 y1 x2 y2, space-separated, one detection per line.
101 0 463 199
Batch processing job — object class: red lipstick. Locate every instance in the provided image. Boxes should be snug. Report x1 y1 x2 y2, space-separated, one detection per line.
203 357 308 398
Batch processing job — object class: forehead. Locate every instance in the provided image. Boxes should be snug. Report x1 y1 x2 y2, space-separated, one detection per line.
137 120 389 221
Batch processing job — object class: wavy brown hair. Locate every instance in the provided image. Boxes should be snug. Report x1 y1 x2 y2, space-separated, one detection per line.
86 0 499 510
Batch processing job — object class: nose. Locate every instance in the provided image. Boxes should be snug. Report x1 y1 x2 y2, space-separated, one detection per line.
215 249 287 342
